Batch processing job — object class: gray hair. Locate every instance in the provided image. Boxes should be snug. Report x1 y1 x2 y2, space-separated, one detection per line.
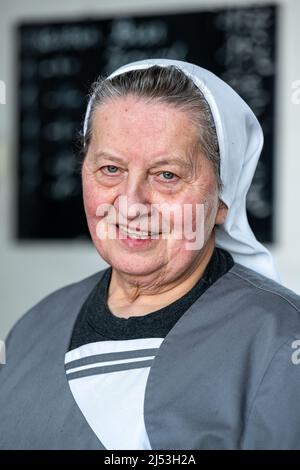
82 65 222 191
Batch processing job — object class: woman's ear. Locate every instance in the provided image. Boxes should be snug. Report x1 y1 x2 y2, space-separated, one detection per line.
215 199 228 225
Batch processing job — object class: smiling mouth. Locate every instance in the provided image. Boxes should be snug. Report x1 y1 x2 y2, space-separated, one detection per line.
116 224 163 239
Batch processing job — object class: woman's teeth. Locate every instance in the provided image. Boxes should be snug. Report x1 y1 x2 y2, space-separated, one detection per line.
118 226 160 239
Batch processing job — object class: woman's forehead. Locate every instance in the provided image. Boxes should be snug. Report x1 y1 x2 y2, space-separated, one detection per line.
89 96 200 149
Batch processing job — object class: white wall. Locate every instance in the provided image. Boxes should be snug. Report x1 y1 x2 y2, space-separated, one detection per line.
0 0 300 340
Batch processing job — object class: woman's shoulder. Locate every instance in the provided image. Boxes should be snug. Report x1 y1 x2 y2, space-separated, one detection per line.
219 262 300 342
227 262 300 312
5 268 108 343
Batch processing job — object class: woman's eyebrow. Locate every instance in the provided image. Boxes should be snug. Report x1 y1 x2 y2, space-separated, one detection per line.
92 152 125 165
93 152 192 169
151 158 192 169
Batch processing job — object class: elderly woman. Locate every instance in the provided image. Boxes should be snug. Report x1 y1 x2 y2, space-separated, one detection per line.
0 59 300 450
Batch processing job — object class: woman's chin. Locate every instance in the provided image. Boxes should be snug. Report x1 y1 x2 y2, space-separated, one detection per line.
101 252 163 277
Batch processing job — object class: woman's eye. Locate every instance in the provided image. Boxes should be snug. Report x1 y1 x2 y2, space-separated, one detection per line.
101 165 120 175
158 171 178 182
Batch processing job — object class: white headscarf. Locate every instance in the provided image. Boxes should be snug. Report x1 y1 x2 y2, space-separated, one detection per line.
83 58 280 282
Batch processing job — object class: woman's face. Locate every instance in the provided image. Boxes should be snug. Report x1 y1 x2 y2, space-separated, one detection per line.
82 95 226 283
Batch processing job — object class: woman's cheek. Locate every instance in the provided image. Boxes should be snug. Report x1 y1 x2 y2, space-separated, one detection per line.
82 172 106 218
82 181 98 221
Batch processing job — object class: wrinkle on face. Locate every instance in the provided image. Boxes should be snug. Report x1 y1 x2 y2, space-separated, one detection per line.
82 96 224 305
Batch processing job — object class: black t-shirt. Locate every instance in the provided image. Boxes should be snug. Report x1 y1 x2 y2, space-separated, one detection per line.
69 247 234 351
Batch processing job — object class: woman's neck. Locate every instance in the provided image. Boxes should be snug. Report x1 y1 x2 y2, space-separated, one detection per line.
107 235 215 318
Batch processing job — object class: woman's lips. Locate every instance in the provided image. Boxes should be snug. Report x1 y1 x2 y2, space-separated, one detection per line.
117 224 161 237
115 224 162 248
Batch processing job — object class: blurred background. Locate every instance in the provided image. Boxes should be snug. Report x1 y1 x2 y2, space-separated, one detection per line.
0 0 299 340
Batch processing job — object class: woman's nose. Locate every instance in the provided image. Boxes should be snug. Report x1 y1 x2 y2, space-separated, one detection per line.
114 173 151 222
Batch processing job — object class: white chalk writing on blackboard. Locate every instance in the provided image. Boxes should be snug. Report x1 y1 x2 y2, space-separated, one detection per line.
215 7 275 219
22 26 102 53
104 18 188 74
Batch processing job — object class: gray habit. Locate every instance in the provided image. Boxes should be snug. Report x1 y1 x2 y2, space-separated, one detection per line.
0 262 300 449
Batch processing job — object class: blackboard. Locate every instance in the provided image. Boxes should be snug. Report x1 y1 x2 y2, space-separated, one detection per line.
16 4 277 242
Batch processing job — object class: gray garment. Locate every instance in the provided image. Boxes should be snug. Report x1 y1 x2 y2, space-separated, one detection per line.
0 262 300 450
